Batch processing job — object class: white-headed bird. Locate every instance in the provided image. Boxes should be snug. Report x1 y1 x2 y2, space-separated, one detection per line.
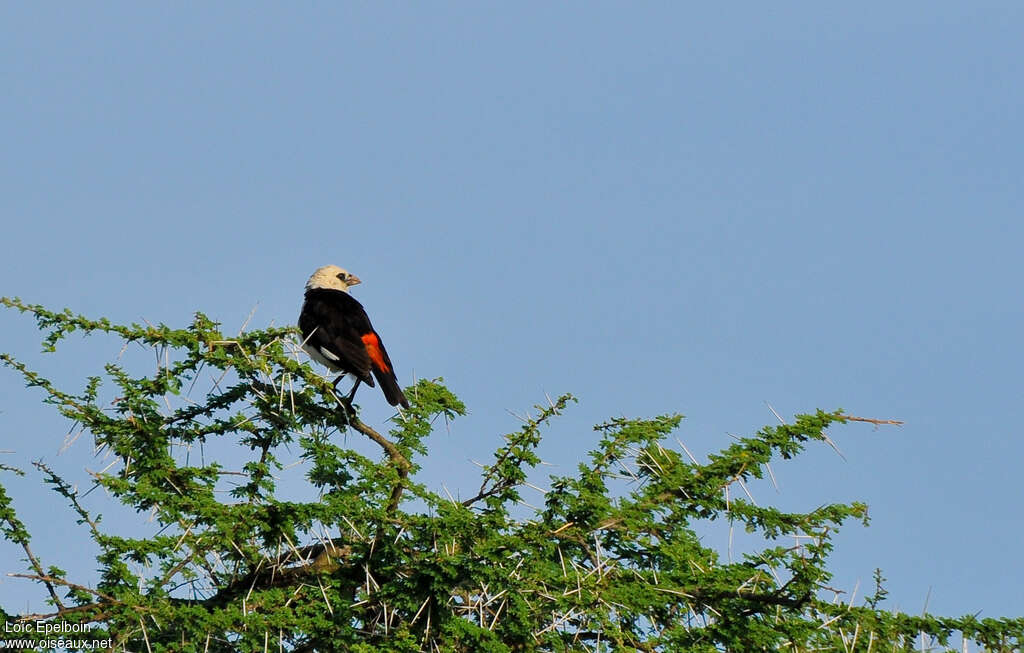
298 265 410 408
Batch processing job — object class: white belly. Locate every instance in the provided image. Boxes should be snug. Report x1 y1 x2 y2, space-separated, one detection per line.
302 342 343 372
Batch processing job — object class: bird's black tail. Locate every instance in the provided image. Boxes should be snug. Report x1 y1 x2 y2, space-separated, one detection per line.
373 369 410 408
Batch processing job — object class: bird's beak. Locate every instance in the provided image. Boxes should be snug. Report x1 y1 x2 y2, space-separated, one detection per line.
347 275 362 286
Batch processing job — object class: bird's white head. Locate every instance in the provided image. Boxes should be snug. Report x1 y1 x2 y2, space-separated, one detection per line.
306 265 362 292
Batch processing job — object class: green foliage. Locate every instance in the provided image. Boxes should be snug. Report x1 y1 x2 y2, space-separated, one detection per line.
1 296 1021 651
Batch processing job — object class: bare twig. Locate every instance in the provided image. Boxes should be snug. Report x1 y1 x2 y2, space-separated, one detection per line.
8 573 115 604
844 415 904 426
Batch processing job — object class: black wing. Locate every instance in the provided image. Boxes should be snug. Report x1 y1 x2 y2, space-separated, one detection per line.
298 288 376 385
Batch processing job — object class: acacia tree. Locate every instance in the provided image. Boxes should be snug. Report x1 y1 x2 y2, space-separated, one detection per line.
0 297 1021 652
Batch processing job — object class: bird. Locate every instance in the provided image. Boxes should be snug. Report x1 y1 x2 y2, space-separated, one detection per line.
298 265 410 409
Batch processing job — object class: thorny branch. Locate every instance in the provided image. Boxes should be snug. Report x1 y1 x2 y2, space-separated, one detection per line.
8 573 115 607
13 544 64 613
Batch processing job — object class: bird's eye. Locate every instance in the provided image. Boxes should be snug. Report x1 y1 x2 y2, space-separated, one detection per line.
337 273 347 281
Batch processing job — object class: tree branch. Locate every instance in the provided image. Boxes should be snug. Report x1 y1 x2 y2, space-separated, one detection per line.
16 543 65 611
349 416 410 513
7 573 115 605
842 415 904 426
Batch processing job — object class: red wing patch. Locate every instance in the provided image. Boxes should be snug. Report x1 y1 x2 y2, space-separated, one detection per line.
361 333 391 373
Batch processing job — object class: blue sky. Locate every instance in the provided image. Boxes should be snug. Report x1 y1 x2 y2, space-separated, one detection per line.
2 3 1022 621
